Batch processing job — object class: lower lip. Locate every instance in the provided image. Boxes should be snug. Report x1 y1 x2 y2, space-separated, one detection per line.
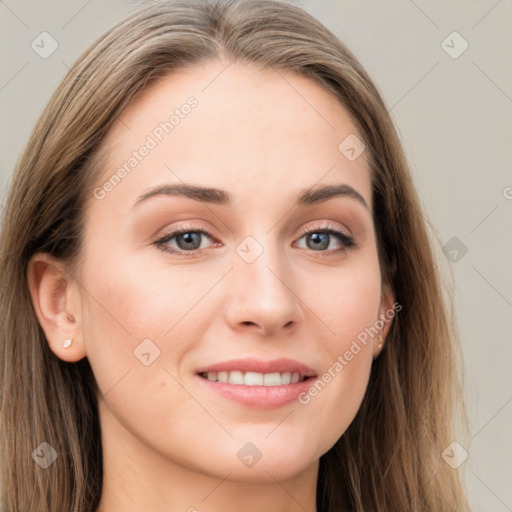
195 374 317 408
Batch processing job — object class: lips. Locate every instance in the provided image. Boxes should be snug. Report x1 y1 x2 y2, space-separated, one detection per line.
194 357 318 407
195 357 317 379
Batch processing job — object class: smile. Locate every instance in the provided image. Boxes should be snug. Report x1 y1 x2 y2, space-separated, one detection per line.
198 370 308 386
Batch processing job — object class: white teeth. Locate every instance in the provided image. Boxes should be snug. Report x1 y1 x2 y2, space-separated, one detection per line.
244 372 263 386
203 370 304 386
263 372 282 386
281 372 291 385
228 371 244 385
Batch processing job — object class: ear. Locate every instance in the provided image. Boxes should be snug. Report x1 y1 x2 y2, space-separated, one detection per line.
372 282 397 358
27 252 86 362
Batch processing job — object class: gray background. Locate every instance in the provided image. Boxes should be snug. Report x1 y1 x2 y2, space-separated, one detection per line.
1 1 511 510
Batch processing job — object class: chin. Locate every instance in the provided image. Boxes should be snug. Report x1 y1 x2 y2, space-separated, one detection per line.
195 437 321 483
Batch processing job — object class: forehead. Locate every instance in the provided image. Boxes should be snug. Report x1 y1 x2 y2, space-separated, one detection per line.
90 61 371 212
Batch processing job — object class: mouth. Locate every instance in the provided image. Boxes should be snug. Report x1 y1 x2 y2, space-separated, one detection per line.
194 357 317 385
197 370 314 386
194 358 318 408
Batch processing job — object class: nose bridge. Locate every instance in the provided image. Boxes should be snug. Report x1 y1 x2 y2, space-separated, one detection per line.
225 228 303 334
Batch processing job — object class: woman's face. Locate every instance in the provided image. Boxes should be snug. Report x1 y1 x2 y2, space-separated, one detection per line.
77 61 393 482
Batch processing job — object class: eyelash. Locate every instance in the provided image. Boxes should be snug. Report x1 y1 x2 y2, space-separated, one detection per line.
153 222 357 259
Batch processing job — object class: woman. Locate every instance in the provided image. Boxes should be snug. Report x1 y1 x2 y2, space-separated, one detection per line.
0 0 471 510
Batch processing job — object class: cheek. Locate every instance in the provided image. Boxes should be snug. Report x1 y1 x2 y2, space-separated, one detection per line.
306 249 382 348
80 237 218 334
295 253 381 451
77 242 216 395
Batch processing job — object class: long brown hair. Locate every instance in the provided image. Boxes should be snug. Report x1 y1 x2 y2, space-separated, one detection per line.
0 0 471 510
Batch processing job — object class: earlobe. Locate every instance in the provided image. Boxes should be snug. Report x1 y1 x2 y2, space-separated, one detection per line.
27 252 86 362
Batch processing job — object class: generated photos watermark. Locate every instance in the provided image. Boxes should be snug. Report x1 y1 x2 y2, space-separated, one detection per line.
298 301 402 405
93 96 198 200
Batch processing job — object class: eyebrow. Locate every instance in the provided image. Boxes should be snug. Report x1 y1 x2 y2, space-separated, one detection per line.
132 183 369 210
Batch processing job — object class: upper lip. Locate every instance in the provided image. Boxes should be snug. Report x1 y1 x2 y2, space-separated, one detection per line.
195 358 317 378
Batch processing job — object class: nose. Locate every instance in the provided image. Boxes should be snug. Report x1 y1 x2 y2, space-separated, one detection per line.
223 241 304 337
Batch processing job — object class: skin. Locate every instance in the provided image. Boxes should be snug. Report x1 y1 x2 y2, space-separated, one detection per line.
28 61 394 512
